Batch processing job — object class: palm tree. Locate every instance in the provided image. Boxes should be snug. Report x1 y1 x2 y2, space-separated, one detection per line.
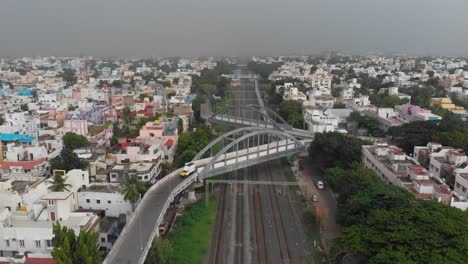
120 175 146 211
48 174 72 192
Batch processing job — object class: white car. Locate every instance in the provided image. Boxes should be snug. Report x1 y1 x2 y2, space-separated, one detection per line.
316 180 324 189
180 162 196 177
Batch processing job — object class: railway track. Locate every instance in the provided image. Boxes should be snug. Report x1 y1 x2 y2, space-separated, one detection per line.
251 166 268 264
234 186 244 264
208 184 228 264
265 163 292 264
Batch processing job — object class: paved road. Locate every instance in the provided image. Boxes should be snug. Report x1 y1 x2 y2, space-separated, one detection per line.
107 175 184 264
299 160 341 252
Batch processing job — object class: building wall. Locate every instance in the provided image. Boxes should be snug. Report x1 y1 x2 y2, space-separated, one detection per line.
0 226 53 255
77 191 133 218
63 119 88 135
362 146 406 188
454 174 468 199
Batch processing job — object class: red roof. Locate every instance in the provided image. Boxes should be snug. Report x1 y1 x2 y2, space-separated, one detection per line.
25 258 55 264
165 139 174 147
0 258 54 264
0 158 46 170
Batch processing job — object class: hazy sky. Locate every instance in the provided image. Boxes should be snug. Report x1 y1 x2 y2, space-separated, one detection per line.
1 0 467 57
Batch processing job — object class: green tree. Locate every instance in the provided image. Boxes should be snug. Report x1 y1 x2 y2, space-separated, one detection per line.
0 116 4 125
159 161 171 177
278 100 304 128
332 202 468 264
247 61 283 80
174 150 197 168
191 95 206 122
121 175 146 211
52 222 101 264
347 111 383 136
61 68 77 84
50 148 89 172
20 103 29 111
48 174 72 192
63 132 90 150
309 132 366 169
177 118 184 134
121 106 134 125
146 239 174 264
310 65 318 74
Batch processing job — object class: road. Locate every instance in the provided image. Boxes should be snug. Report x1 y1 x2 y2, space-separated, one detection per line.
207 160 312 264
107 175 184 264
298 160 341 253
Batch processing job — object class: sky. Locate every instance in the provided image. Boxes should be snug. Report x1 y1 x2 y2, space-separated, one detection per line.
0 0 467 57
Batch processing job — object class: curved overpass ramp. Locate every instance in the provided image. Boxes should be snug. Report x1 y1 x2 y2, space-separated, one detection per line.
104 136 305 264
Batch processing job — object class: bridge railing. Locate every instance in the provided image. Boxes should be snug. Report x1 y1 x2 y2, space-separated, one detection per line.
103 167 183 264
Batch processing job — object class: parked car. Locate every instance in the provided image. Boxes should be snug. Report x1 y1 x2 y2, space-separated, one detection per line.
312 195 319 202
316 180 324 189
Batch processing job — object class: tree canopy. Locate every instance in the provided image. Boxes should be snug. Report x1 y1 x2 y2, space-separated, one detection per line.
278 100 304 129
63 132 90 150
387 114 468 153
309 132 367 169
347 111 383 136
52 222 101 264
247 61 283 80
50 148 89 172
325 165 468 264
120 175 147 211
174 126 213 167
48 174 72 192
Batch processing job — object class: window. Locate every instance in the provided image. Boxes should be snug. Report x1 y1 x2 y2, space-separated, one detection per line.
96 199 101 204
5 240 9 247
35 240 41 248
86 199 90 203
101 237 106 243
46 240 52 248
19 240 25 248
108 200 111 204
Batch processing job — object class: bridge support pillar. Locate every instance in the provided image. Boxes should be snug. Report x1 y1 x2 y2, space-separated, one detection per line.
205 180 209 207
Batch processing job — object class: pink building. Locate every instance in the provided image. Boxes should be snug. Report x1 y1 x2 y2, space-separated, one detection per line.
139 121 164 138
63 120 88 135
88 126 113 148
48 109 68 127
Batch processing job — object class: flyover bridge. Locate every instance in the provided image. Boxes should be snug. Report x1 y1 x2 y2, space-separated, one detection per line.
104 127 306 264
201 103 314 139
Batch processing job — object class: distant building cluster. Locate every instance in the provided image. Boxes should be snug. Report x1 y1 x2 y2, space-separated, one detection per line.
0 56 223 262
363 142 468 210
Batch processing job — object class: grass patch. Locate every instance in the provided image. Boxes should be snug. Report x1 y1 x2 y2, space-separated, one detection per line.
89 121 112 136
214 124 227 133
167 198 216 264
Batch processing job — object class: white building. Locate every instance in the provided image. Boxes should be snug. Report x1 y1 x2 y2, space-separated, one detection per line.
1 112 40 137
78 184 135 219
283 87 307 101
0 168 96 258
303 108 339 133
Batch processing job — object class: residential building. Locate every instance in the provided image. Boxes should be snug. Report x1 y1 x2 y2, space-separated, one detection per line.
78 184 134 219
363 142 452 205
431 98 465 113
